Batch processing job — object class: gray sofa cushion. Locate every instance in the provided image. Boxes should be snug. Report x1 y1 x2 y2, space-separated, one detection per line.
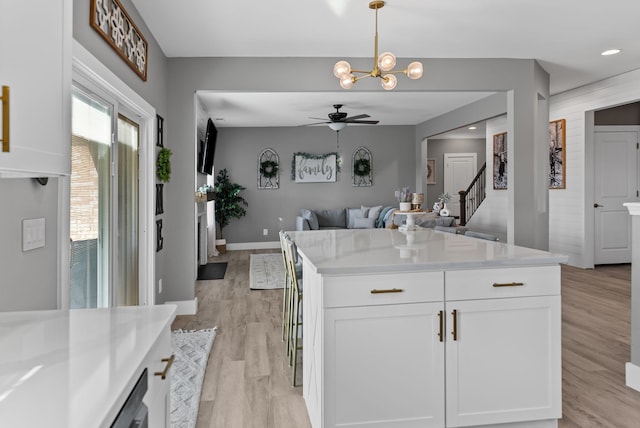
362 205 383 222
346 207 367 229
353 217 376 229
299 209 319 230
315 209 347 228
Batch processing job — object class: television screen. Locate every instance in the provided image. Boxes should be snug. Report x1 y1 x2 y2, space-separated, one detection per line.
197 139 205 173
200 118 217 175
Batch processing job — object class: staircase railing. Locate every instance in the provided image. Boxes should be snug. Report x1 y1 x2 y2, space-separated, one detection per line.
458 162 486 226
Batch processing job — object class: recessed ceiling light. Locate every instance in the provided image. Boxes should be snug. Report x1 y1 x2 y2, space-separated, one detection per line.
468 126 477 130
601 49 621 56
214 117 224 121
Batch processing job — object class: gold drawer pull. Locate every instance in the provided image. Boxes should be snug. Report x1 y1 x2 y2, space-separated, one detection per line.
493 282 524 287
370 288 404 294
1 86 9 153
154 354 175 379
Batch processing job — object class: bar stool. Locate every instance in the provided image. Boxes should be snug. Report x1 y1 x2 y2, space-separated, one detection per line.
284 235 303 386
279 231 292 344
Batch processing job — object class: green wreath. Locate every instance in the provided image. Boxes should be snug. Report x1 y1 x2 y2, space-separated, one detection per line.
353 158 371 177
259 160 279 178
156 148 172 182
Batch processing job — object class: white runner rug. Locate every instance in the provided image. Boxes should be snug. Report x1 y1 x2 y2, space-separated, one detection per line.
170 328 217 428
250 253 285 289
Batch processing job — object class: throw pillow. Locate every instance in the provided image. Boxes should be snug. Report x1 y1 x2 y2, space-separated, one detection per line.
347 207 367 229
362 205 383 221
353 217 376 229
300 208 319 230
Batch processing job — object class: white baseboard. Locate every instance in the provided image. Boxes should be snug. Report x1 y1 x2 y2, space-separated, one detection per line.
165 297 198 315
626 362 640 392
227 241 280 251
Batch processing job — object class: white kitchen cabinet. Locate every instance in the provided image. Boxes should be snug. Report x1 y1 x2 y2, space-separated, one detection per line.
0 0 71 177
324 302 445 428
145 325 173 427
445 296 561 427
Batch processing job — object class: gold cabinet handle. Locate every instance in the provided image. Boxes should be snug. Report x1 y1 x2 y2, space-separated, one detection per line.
154 354 175 379
1 86 9 152
493 282 524 287
438 310 444 342
452 309 458 341
370 288 404 294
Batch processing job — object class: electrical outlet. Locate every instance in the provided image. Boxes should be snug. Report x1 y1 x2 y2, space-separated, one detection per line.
263 228 268 236
159 278 163 294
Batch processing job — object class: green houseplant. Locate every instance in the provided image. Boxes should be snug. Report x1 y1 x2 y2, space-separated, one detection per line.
156 148 172 182
214 168 248 239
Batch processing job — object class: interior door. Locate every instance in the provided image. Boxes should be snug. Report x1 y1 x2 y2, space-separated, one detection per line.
594 131 639 264
444 153 477 217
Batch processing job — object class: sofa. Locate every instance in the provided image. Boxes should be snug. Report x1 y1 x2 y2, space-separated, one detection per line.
295 205 459 231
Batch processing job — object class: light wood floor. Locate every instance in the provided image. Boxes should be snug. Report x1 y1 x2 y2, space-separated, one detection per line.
173 252 640 428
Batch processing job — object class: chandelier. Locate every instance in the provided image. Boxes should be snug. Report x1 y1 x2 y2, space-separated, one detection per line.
333 1 423 91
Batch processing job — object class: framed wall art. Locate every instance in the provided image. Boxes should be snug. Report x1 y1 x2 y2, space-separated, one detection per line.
291 152 339 183
352 146 372 187
258 148 279 189
549 119 566 189
493 132 507 190
426 159 436 184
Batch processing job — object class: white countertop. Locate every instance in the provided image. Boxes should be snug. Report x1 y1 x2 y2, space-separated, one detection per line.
0 305 176 428
289 228 568 274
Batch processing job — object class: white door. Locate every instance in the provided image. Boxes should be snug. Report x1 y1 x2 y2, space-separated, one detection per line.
444 153 477 217
445 296 561 427
594 131 639 264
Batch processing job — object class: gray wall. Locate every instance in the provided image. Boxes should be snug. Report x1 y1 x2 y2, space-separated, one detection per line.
425 138 486 208
0 179 59 311
213 125 416 242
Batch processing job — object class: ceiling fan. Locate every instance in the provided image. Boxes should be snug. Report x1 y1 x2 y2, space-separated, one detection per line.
304 104 379 131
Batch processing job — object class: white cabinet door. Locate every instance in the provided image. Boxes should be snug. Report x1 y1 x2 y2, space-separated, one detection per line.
145 328 172 427
0 0 71 176
324 302 445 428
445 296 561 427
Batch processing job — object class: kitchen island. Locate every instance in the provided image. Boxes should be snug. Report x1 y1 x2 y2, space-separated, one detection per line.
0 305 176 427
290 228 567 428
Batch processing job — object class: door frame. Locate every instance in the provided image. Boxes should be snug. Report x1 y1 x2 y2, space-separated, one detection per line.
444 152 477 217
60 40 156 308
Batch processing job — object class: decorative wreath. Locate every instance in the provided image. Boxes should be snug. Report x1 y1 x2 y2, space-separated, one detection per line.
259 160 279 178
353 158 371 177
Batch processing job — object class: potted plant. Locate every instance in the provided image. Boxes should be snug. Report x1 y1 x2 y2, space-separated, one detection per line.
395 186 412 211
213 168 248 252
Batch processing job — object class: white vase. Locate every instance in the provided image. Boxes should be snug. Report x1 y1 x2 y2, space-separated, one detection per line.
439 203 450 217
399 202 412 211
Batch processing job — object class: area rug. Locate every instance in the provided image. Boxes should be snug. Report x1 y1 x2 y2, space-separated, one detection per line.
250 253 285 290
170 328 217 428
197 262 227 280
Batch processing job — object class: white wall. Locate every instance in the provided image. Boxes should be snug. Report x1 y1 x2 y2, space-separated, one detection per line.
549 68 640 268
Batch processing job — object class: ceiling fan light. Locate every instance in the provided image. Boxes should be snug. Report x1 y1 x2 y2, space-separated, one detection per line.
339 74 355 89
381 74 397 90
328 122 347 131
333 60 351 78
378 52 396 72
406 61 423 80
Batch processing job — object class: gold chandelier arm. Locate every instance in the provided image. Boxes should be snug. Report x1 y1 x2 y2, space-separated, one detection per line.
350 68 374 74
353 74 373 83
383 69 410 75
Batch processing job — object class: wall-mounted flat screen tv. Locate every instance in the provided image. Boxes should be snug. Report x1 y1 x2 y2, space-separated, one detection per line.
199 118 217 175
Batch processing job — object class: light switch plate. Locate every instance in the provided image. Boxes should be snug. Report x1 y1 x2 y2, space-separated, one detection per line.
23 218 45 252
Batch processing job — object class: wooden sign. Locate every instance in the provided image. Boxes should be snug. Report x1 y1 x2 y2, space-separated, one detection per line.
90 0 148 81
293 153 337 183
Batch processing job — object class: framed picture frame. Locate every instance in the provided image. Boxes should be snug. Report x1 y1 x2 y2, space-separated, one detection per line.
291 152 339 183
426 158 436 184
549 119 566 189
493 132 507 190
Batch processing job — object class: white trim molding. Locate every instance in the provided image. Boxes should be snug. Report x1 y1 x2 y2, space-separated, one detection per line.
165 298 198 316
227 241 280 251
626 362 640 392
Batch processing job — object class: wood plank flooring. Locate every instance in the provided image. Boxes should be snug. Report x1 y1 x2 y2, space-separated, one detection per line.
173 252 640 428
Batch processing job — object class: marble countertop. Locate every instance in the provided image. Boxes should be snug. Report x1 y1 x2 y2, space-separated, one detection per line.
289 228 568 275
0 305 176 428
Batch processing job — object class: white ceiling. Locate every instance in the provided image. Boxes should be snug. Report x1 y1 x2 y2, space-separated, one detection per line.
131 0 640 134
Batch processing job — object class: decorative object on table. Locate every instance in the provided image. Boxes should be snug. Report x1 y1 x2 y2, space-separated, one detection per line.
195 184 213 203
258 148 279 189
433 201 441 214
291 152 340 183
197 262 227 280
395 186 412 211
156 219 163 252
352 146 373 187
156 115 164 147
213 168 248 239
250 253 285 290
493 132 507 190
411 192 424 210
156 147 172 182
90 0 148 81
438 192 451 217
549 119 566 189
170 328 217 428
426 159 436 184
156 183 164 214
332 1 423 91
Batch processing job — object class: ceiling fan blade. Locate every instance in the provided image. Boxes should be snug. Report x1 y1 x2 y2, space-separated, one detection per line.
346 120 379 124
344 114 370 121
300 121 330 126
308 116 328 121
